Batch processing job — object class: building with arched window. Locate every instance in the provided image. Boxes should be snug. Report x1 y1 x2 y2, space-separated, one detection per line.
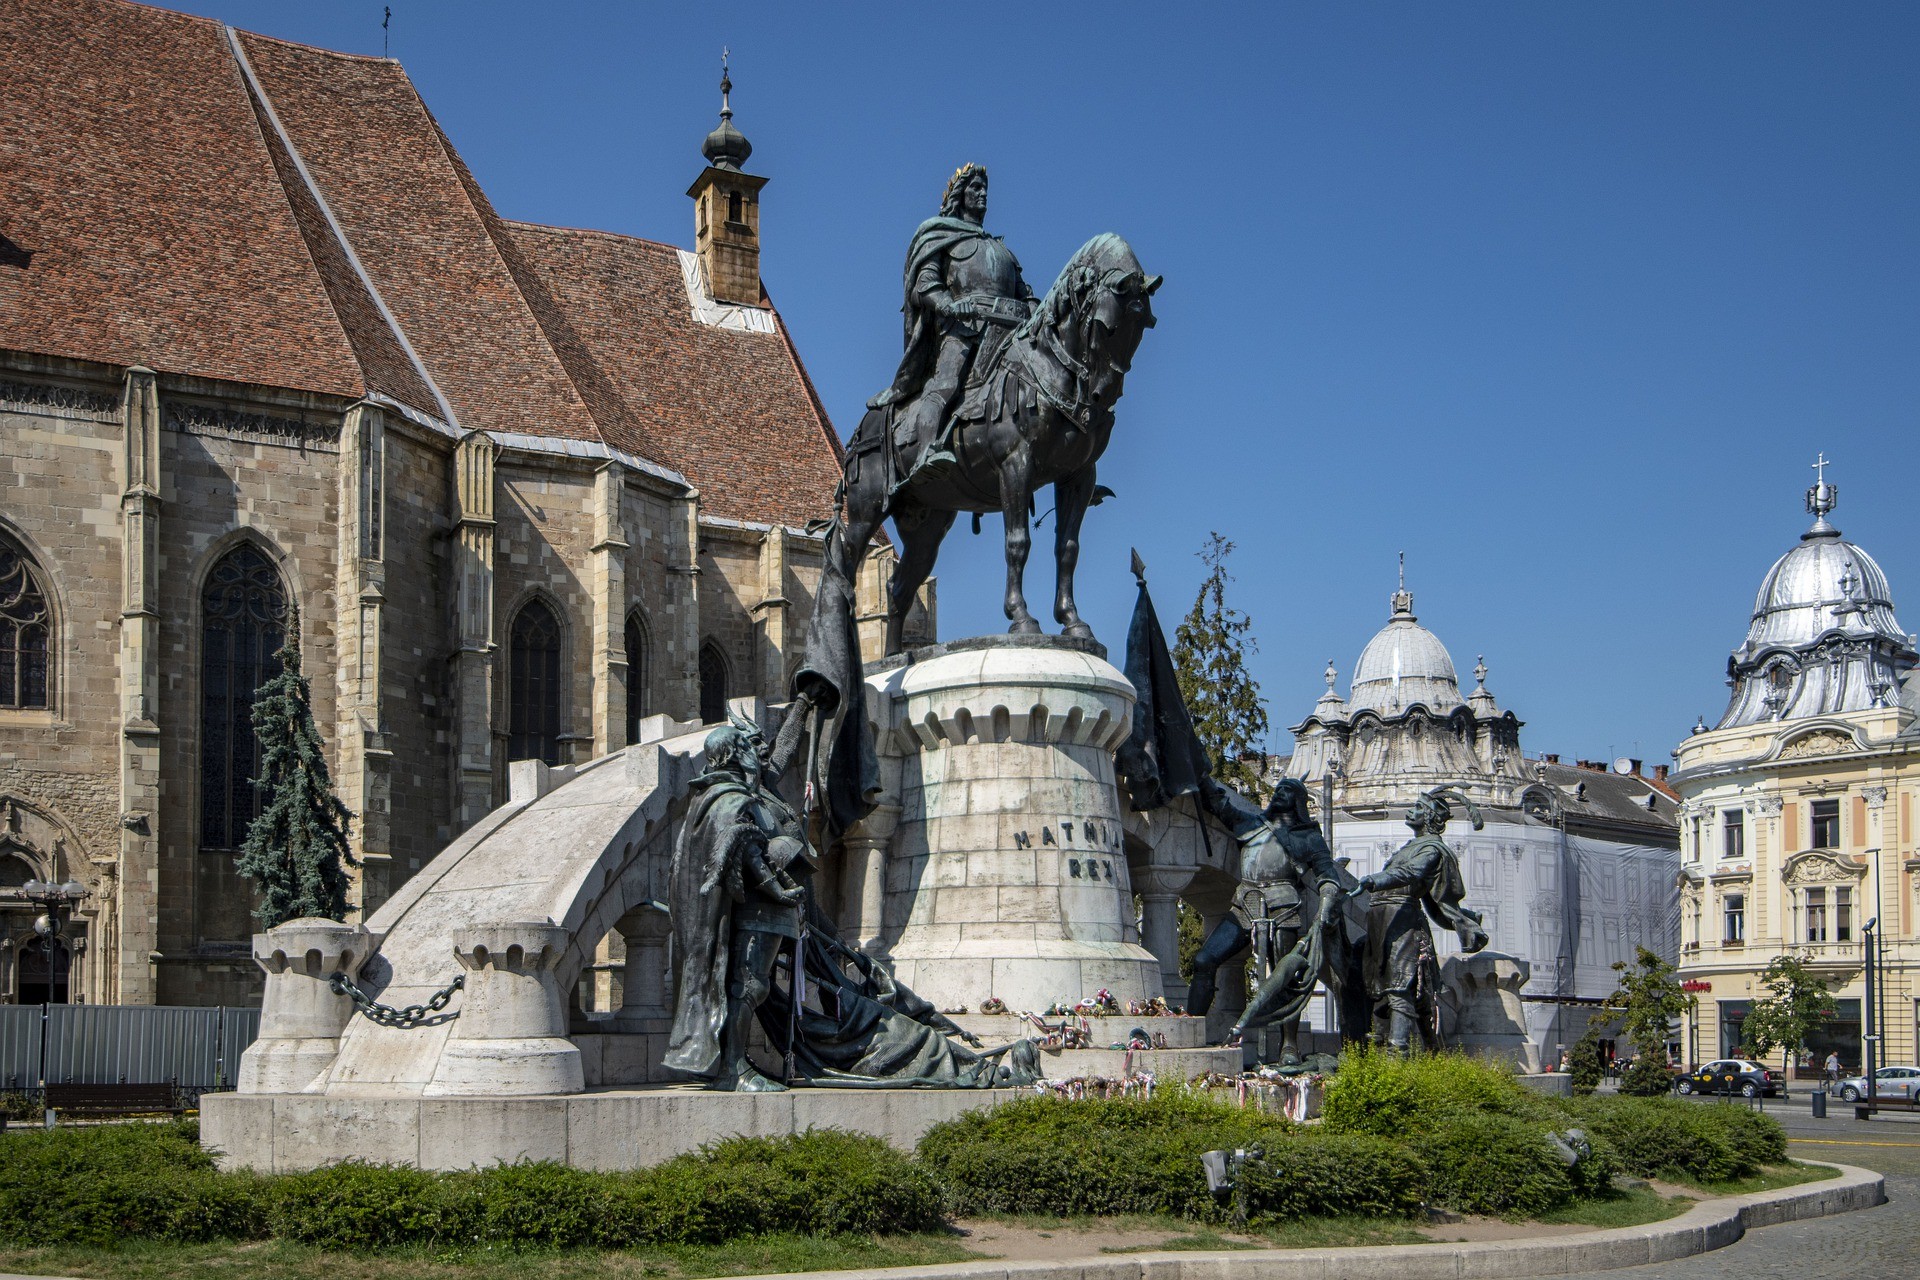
0 0 924 1004
1672 471 1920 1076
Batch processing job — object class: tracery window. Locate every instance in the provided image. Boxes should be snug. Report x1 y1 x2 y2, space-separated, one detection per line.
200 545 287 851
508 599 564 765
0 533 52 710
624 612 650 744
698 642 728 726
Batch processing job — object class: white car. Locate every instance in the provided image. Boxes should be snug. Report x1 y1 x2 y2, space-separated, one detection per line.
1834 1065 1920 1102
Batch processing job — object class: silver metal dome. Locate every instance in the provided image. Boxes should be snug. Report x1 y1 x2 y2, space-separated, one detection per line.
1348 588 1464 714
1717 469 1917 728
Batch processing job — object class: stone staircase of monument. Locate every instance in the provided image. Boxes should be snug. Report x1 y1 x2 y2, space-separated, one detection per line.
946 1011 1244 1081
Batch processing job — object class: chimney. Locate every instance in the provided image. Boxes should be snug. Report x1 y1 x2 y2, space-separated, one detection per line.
688 57 768 306
1653 764 1669 782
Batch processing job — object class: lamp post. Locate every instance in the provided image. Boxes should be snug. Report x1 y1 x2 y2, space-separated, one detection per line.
21 877 90 1128
1862 916 1879 1109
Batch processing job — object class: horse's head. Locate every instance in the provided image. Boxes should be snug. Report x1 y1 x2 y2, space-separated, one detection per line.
1020 233 1161 397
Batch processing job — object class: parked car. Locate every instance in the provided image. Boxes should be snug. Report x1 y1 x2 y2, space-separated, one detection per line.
1673 1058 1783 1098
1834 1065 1920 1102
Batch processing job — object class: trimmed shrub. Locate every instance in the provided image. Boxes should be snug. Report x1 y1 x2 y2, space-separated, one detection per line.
623 1130 944 1245
1619 1053 1675 1097
267 1162 454 1250
1234 1133 1428 1220
918 1088 1297 1220
1568 1028 1605 1097
0 1118 265 1247
1691 1104 1787 1169
1404 1112 1576 1217
1321 1047 1556 1137
1558 1096 1754 1182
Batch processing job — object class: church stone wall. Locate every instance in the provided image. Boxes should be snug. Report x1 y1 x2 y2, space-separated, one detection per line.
494 457 597 763
380 428 455 873
0 385 124 874
155 408 343 1005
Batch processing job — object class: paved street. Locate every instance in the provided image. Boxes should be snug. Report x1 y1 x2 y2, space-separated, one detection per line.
1571 1093 1918 1278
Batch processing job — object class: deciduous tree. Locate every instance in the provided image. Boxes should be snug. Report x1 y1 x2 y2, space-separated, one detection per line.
1741 950 1837 1077
1602 945 1694 1096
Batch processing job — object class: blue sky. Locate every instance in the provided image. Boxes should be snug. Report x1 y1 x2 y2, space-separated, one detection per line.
161 1 1919 767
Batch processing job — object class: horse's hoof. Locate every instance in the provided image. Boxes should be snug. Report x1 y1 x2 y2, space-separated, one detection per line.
1061 622 1094 641
1008 619 1042 635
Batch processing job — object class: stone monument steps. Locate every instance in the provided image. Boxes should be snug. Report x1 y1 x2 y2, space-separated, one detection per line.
1032 1044 1244 1081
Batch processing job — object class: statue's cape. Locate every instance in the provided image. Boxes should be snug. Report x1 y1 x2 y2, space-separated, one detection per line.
1415 834 1486 947
870 216 993 409
663 774 756 1078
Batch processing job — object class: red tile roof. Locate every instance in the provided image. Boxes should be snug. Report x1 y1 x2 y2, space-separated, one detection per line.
1 0 842 527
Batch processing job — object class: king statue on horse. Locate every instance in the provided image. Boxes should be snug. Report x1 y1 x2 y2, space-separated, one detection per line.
872 164 1037 486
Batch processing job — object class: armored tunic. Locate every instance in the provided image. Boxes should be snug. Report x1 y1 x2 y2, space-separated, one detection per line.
873 216 1035 413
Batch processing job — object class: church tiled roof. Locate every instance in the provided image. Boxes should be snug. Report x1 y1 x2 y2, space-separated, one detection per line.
0 0 842 528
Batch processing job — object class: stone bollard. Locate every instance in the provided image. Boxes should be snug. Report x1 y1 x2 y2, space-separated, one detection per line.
238 918 381 1094
1441 949 1539 1072
424 922 584 1096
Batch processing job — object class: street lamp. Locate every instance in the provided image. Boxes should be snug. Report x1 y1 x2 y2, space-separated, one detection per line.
19 877 90 1128
1862 916 1880 1109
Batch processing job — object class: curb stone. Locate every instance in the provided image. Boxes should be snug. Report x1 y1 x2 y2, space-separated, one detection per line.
729 1162 1886 1280
0 1162 1884 1280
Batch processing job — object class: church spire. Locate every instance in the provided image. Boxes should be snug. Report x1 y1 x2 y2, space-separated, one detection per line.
1804 451 1839 539
688 48 768 306
1390 551 1414 619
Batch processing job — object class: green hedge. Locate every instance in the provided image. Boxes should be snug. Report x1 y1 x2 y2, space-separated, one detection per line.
1559 1096 1783 1182
915 1087 1427 1223
0 1073 1790 1251
1321 1047 1557 1137
0 1124 939 1251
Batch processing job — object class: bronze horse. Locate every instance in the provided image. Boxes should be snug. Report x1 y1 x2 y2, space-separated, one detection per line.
815 233 1159 658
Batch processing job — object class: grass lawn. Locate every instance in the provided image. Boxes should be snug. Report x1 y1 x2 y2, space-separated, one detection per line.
1675 1161 1841 1196
0 1232 979 1280
1533 1188 1695 1229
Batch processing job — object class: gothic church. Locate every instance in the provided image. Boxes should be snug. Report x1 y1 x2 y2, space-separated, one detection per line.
0 0 909 1005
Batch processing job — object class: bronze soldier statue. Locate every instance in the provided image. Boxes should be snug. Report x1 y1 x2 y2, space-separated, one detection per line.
871 163 1035 483
1355 786 1491 1055
1189 777 1359 1063
664 712 813 1092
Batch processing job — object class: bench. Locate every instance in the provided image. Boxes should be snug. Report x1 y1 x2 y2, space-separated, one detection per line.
43 1083 184 1117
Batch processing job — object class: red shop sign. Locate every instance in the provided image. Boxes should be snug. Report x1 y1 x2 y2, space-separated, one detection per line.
1681 980 1713 993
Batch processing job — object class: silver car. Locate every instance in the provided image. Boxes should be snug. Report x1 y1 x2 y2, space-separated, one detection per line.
1834 1065 1920 1102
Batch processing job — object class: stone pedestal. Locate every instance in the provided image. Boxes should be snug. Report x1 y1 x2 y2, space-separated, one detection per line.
425 923 584 1097
1441 949 1540 1073
239 919 381 1094
879 640 1163 1011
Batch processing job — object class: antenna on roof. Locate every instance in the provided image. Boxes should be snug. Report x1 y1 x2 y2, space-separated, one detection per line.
382 7 391 59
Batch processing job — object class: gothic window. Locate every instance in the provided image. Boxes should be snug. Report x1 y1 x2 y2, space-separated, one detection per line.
699 642 728 726
200 545 287 851
624 612 650 743
0 533 52 710
1810 798 1840 849
508 599 564 766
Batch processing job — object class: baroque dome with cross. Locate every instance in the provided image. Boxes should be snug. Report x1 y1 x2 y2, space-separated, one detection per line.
1716 456 1918 729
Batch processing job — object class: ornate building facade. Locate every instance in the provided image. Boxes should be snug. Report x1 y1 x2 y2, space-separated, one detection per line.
1672 468 1918 1073
0 0 911 1006
1283 577 1680 1063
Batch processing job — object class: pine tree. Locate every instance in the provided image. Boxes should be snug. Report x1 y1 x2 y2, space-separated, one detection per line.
1172 533 1270 795
236 628 358 926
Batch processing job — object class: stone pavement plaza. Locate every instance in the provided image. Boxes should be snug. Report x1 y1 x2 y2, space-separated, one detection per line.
1573 1094 1918 1279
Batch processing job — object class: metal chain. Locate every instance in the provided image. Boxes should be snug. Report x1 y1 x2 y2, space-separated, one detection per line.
329 972 465 1029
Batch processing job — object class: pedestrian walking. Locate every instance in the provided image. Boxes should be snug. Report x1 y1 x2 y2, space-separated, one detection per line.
1824 1051 1841 1090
